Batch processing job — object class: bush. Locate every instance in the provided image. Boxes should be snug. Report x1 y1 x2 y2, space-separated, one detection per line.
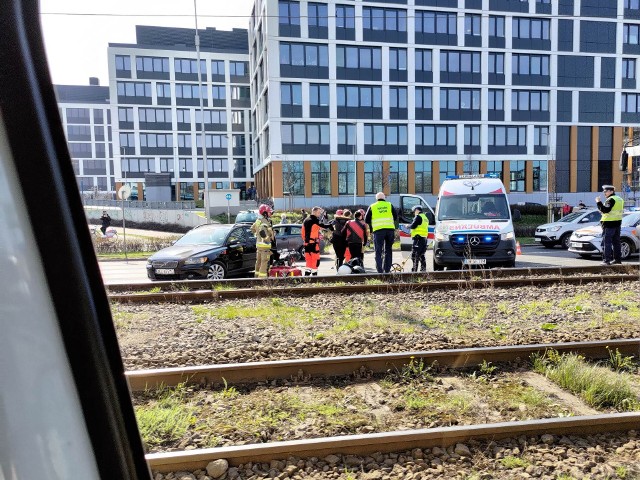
89 219 191 234
510 204 547 216
93 237 176 254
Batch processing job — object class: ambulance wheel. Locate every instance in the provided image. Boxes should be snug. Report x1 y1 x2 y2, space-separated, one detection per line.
432 259 445 271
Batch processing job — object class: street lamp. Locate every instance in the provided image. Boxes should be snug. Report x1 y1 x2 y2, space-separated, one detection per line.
194 0 209 221
351 121 357 205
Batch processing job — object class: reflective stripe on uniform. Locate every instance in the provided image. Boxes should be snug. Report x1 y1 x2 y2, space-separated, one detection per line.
370 201 395 231
411 213 429 238
601 195 624 222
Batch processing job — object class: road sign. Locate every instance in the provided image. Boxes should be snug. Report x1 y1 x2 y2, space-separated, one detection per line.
117 184 131 200
225 193 232 201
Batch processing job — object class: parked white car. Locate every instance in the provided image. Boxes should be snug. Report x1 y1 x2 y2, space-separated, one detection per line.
568 212 640 260
534 209 601 249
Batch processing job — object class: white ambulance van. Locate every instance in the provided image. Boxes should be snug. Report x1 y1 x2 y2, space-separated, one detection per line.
431 174 516 270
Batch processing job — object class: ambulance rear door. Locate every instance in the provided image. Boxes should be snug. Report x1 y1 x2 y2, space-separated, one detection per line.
399 194 435 258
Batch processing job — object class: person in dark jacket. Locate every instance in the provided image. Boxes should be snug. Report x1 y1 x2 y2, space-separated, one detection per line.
343 209 368 264
331 209 351 269
596 185 624 265
407 205 428 272
100 210 111 235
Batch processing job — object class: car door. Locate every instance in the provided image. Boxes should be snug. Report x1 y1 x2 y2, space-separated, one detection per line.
289 225 303 252
240 225 257 270
273 225 288 250
225 227 247 274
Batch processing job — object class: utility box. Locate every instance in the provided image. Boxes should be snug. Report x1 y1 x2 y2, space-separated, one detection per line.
144 173 172 201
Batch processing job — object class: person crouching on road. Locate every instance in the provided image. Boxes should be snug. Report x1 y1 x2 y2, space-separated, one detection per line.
596 185 624 265
331 209 351 269
365 192 398 273
408 205 428 272
302 206 332 275
251 204 275 277
344 209 368 264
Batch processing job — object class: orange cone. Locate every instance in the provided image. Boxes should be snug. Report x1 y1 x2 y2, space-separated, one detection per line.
516 241 522 255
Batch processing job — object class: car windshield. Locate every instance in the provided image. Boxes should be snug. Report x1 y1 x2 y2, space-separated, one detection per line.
622 213 640 227
174 226 231 246
438 194 510 221
558 212 584 223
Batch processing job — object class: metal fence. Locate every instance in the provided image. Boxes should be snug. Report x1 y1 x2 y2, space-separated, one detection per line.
83 199 196 210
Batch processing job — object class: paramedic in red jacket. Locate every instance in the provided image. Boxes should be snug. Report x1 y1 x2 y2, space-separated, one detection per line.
301 206 332 275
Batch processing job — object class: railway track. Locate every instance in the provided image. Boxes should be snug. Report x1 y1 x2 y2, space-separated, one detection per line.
136 339 640 473
110 265 639 303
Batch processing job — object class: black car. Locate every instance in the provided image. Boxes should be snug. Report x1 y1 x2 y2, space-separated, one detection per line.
146 224 256 280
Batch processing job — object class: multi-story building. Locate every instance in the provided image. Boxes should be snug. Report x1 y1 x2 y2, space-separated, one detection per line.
249 0 640 208
55 79 114 196
108 26 252 201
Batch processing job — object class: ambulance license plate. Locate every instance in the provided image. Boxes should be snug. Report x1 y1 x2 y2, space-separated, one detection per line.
156 268 175 275
463 258 486 265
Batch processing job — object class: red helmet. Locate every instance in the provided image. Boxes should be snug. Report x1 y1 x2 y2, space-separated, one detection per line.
259 204 273 216
335 209 344 216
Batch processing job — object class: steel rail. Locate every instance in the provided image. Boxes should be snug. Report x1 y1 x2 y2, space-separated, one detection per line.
110 273 639 303
126 339 640 392
146 412 640 472
107 264 638 293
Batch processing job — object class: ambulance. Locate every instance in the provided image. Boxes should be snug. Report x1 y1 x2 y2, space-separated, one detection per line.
430 174 516 270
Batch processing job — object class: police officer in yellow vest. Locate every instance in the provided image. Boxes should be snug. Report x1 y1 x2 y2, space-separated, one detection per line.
408 204 429 272
596 185 624 265
365 192 398 273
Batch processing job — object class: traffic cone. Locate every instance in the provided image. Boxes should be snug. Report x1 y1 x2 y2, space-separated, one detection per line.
516 241 522 256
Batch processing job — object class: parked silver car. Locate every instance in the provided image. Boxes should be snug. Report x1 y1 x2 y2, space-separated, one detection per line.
568 212 640 260
272 223 326 259
534 209 601 249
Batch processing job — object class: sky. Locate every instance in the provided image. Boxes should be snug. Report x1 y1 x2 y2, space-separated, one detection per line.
40 0 255 86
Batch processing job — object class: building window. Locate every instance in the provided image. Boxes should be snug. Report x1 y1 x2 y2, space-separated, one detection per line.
534 126 549 148
195 110 227 125
179 159 193 173
388 161 408 194
462 160 480 175
389 87 407 109
439 160 456 185
512 54 550 75
211 60 225 76
488 89 504 110
364 162 384 194
486 161 503 180
280 42 329 67
231 111 244 125
230 61 248 76
278 0 300 26
309 84 329 106
176 84 203 100
414 161 432 194
119 132 135 148
177 109 191 124
196 134 228 149
415 87 432 109
282 161 305 195
212 85 226 100
489 53 505 74
415 49 432 72
465 14 481 36
489 126 527 147
533 160 548 191
178 133 192 148
174 58 206 75
281 83 302 106
510 160 526 192
415 125 456 147
623 58 636 79
68 143 92 158
338 161 355 195
115 55 131 71
337 85 382 108
338 123 356 148
440 51 481 73
139 108 171 123
156 83 171 99
135 56 170 73
336 5 355 29
512 17 550 40
140 133 173 148
231 86 250 100
336 45 382 70
622 93 640 112
308 3 329 27
440 88 480 110
311 161 331 195
363 7 407 33
281 123 330 146
489 16 505 37
415 11 456 34
625 24 640 45
364 124 408 147
66 108 90 124
464 126 480 148
511 90 549 112
117 81 151 98
389 48 407 71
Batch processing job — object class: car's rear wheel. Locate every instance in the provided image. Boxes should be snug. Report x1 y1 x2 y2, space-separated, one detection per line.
559 233 572 249
207 261 226 280
620 239 633 259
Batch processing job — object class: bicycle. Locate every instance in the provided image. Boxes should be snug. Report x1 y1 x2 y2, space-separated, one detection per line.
90 226 118 242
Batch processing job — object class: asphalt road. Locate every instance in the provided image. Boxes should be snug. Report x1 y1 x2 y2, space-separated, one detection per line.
99 245 638 285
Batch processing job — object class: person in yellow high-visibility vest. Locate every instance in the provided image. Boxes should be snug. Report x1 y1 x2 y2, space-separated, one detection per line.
365 192 398 273
596 185 624 265
408 204 428 272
